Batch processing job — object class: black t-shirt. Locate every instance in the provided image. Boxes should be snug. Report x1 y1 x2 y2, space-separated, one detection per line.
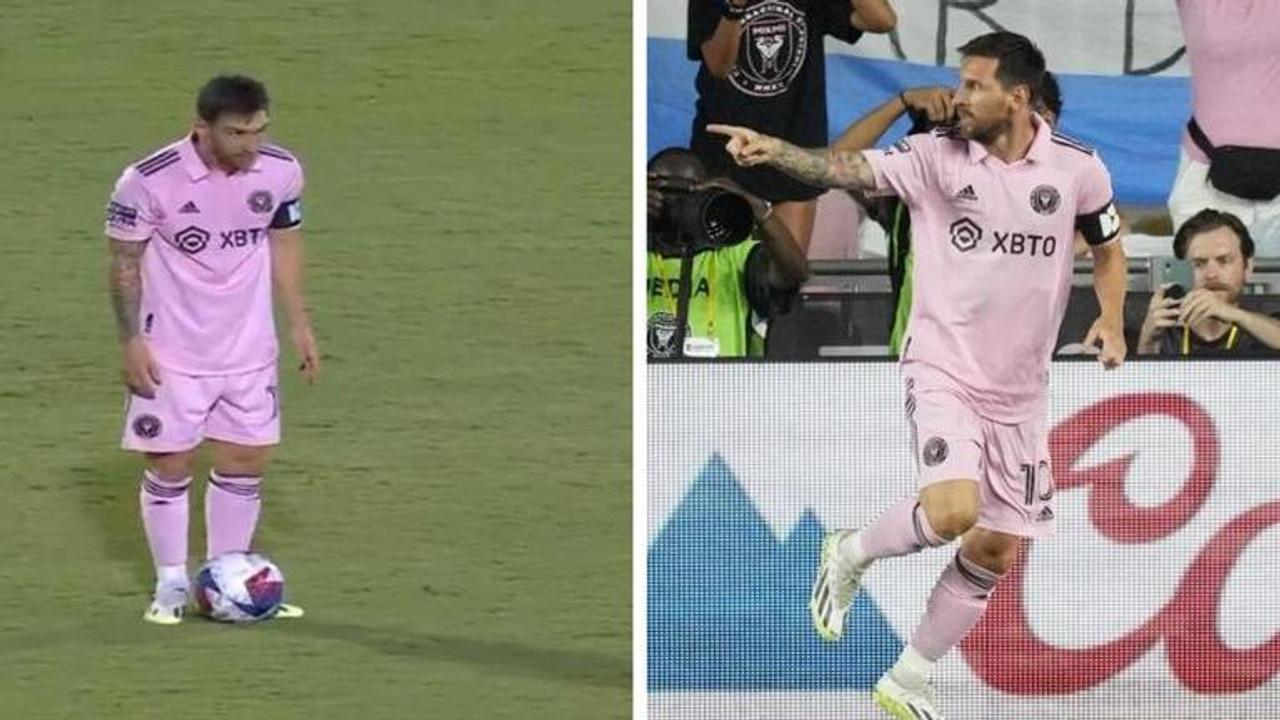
1156 313 1280 357
687 0 862 203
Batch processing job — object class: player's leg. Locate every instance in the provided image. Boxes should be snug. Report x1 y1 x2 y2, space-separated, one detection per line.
861 382 985 562
204 364 279 559
206 439 271 558
122 371 211 625
875 413 1050 719
811 384 982 641
138 450 198 624
204 366 302 619
873 527 1020 720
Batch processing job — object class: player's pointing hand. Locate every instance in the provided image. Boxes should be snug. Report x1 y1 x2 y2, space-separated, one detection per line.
706 124 782 167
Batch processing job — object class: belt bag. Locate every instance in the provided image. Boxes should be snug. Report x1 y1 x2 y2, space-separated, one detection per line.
1188 118 1280 201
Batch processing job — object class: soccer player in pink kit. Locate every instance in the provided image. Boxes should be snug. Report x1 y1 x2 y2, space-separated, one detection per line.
711 32 1127 719
105 75 319 624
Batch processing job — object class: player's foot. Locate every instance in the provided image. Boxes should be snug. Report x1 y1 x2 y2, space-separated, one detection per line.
142 584 189 626
272 603 305 619
873 669 944 720
809 529 867 641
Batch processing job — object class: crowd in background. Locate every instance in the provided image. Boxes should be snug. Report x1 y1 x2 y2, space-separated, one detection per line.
647 0 1280 359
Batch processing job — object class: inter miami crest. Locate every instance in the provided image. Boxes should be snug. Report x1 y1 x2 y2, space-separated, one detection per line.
132 414 162 439
648 311 686 359
729 1 809 98
248 189 274 214
922 437 949 467
1029 184 1061 215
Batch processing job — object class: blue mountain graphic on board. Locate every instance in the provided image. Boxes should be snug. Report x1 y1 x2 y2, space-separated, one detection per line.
648 453 902 691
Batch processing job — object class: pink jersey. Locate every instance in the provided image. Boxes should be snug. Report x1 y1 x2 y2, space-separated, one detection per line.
1178 0 1280 163
105 135 304 375
864 119 1119 423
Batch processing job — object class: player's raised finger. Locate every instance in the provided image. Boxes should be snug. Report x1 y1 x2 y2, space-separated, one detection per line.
706 123 748 139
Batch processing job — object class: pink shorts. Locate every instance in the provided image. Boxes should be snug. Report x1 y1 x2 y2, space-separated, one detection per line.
121 364 280 453
903 368 1055 539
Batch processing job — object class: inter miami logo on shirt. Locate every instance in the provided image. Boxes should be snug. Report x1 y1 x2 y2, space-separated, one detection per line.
648 311 687 359
132 414 162 439
174 225 210 254
922 437 949 467
1029 184 1061 215
248 189 274 214
729 1 808 98
949 217 982 252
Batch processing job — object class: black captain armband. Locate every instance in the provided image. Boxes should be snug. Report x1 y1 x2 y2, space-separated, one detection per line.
1076 199 1121 246
269 198 303 230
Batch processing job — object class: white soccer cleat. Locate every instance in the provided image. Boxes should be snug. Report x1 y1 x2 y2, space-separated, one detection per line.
142 585 189 626
272 603 305 619
874 670 944 720
808 529 867 641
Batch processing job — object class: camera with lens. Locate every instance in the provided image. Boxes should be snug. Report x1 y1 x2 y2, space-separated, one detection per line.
654 179 755 248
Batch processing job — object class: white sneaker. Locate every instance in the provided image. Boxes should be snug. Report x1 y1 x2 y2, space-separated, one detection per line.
143 584 189 626
874 669 944 720
808 529 867 641
273 603 305 619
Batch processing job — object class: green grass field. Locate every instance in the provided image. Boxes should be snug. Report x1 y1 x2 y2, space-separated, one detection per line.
0 2 630 717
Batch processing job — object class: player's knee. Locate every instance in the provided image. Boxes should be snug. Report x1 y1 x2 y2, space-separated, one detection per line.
965 536 1021 575
210 441 272 476
927 506 978 541
920 483 980 540
145 451 195 479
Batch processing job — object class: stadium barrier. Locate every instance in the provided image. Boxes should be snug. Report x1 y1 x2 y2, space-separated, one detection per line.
648 360 1280 720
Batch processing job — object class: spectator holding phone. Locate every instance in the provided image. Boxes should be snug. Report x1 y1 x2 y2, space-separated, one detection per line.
1138 209 1280 356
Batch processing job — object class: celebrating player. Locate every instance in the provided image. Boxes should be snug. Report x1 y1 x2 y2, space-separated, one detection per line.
711 32 1126 719
105 75 317 624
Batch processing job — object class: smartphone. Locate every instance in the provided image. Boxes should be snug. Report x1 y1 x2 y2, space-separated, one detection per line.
1159 257 1195 296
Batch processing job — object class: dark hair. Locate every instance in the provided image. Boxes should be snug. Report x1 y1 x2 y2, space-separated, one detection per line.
1039 70 1062 119
957 31 1046 99
1173 208 1255 260
647 146 706 177
196 75 270 123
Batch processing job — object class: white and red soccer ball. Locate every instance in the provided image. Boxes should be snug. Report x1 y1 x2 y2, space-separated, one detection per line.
194 552 285 623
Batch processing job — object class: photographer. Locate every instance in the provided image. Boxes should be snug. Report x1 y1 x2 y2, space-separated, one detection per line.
1138 209 1280 356
647 147 809 358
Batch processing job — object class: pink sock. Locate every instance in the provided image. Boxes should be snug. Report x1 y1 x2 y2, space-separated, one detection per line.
909 551 1005 661
205 471 262 559
139 469 190 568
856 496 948 562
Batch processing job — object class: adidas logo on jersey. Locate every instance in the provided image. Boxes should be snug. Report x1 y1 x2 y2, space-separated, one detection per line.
954 185 978 201
179 201 200 214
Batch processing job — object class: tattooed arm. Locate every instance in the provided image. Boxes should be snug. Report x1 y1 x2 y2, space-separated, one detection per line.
108 239 146 340
108 239 160 397
771 143 878 190
705 124 878 191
